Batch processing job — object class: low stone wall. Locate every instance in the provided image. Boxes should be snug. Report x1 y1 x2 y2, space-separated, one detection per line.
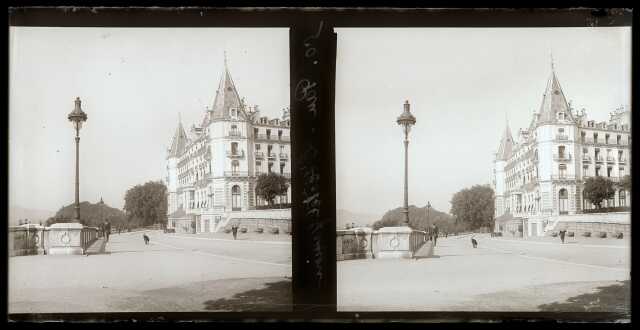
546 212 630 238
336 228 373 261
225 208 291 234
9 225 46 256
337 227 427 260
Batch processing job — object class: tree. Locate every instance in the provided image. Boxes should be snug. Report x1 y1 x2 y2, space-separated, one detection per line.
450 184 495 231
123 181 168 228
371 204 458 233
46 200 126 228
617 174 631 192
584 176 615 209
255 173 289 206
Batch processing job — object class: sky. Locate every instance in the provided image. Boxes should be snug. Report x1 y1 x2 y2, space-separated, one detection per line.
9 27 289 212
335 27 631 217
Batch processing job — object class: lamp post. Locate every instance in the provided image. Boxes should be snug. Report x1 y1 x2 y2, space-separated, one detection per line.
397 100 416 226
68 97 88 223
426 201 431 227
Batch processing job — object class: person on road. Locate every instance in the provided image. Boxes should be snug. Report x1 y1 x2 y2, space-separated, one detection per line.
231 222 239 240
559 229 567 244
103 220 111 242
432 224 439 246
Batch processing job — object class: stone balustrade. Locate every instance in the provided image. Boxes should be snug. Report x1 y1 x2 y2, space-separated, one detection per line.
337 227 428 260
9 223 99 256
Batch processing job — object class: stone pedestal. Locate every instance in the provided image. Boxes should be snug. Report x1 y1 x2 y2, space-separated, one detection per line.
374 226 415 259
46 223 85 255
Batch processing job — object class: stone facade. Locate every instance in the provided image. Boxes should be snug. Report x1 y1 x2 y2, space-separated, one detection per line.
165 56 291 233
492 62 631 237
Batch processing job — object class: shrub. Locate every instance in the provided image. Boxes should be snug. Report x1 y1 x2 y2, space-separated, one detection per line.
615 232 624 239
598 231 607 238
270 227 279 234
582 232 591 237
567 231 575 237
240 227 247 233
255 227 264 233
551 232 558 237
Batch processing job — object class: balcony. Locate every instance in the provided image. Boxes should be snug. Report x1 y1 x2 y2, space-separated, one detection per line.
551 175 577 181
255 134 275 141
227 130 242 138
224 171 249 177
279 153 289 160
582 155 591 162
606 156 616 163
226 150 245 158
267 152 277 159
618 157 626 164
555 134 569 141
255 151 265 159
553 153 572 162
278 135 290 142
594 156 604 163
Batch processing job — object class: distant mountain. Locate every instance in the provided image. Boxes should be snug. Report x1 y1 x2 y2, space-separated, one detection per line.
46 201 127 228
336 209 380 229
8 206 55 226
373 205 464 233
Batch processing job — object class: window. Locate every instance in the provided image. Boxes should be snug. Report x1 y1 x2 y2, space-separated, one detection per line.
558 189 568 215
256 161 261 173
232 185 241 211
231 142 238 155
255 144 261 150
278 130 283 139
607 167 612 177
618 150 624 161
617 135 622 145
558 112 565 120
559 164 567 178
254 128 259 136
231 160 239 174
593 133 598 143
280 162 285 174
558 146 565 158
581 131 586 142
595 166 601 177
230 124 238 136
619 190 626 207
558 128 564 133
619 167 625 177
605 134 610 144
268 162 274 173
266 129 271 139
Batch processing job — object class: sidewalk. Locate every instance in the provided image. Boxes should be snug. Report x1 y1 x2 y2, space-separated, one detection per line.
492 234 629 247
84 237 107 255
168 231 292 243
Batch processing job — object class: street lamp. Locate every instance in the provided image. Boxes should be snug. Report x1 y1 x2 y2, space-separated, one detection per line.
426 201 431 227
397 100 416 226
68 97 88 223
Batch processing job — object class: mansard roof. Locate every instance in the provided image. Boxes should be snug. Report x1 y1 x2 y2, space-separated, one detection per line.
536 68 574 124
168 120 189 158
496 122 514 161
210 57 246 121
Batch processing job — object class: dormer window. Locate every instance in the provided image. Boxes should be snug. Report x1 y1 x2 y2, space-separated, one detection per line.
558 112 565 120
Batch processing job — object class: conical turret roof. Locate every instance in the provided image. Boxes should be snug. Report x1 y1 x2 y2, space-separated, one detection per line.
210 55 244 120
168 119 189 158
537 67 574 124
496 122 514 161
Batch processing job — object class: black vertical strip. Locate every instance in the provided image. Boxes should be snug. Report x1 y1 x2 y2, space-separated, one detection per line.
290 17 337 313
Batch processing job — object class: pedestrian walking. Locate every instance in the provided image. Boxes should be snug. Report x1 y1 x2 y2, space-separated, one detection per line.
559 229 567 244
103 220 111 242
231 222 239 240
432 224 439 246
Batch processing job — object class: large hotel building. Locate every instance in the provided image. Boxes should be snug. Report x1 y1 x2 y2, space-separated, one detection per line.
165 58 291 233
492 64 631 237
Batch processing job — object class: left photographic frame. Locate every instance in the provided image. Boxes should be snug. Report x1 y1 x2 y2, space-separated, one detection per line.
8 26 293 314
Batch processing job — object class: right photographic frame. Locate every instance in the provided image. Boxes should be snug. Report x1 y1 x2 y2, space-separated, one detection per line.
334 26 631 314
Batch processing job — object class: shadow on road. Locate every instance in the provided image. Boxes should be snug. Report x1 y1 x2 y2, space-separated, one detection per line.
538 280 630 314
203 278 292 311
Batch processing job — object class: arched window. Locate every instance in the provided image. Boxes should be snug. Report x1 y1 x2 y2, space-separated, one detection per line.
232 185 241 211
619 190 626 207
558 188 568 215
230 124 238 136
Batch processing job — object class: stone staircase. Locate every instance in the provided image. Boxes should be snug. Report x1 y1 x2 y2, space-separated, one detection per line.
84 238 107 255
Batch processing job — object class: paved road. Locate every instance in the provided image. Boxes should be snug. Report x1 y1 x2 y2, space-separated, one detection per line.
9 230 291 313
338 233 630 312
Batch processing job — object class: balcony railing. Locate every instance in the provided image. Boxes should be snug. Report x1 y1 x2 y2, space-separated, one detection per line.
595 156 604 163
267 153 276 159
606 156 616 163
279 153 289 160
278 135 290 142
618 157 626 164
556 134 569 141
255 134 275 141
255 151 265 159
553 154 572 162
582 155 591 162
226 150 245 158
224 171 249 177
227 130 242 138
551 175 577 181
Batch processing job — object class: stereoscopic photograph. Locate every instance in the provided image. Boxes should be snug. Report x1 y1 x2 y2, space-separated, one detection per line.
8 27 292 313
335 27 631 313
